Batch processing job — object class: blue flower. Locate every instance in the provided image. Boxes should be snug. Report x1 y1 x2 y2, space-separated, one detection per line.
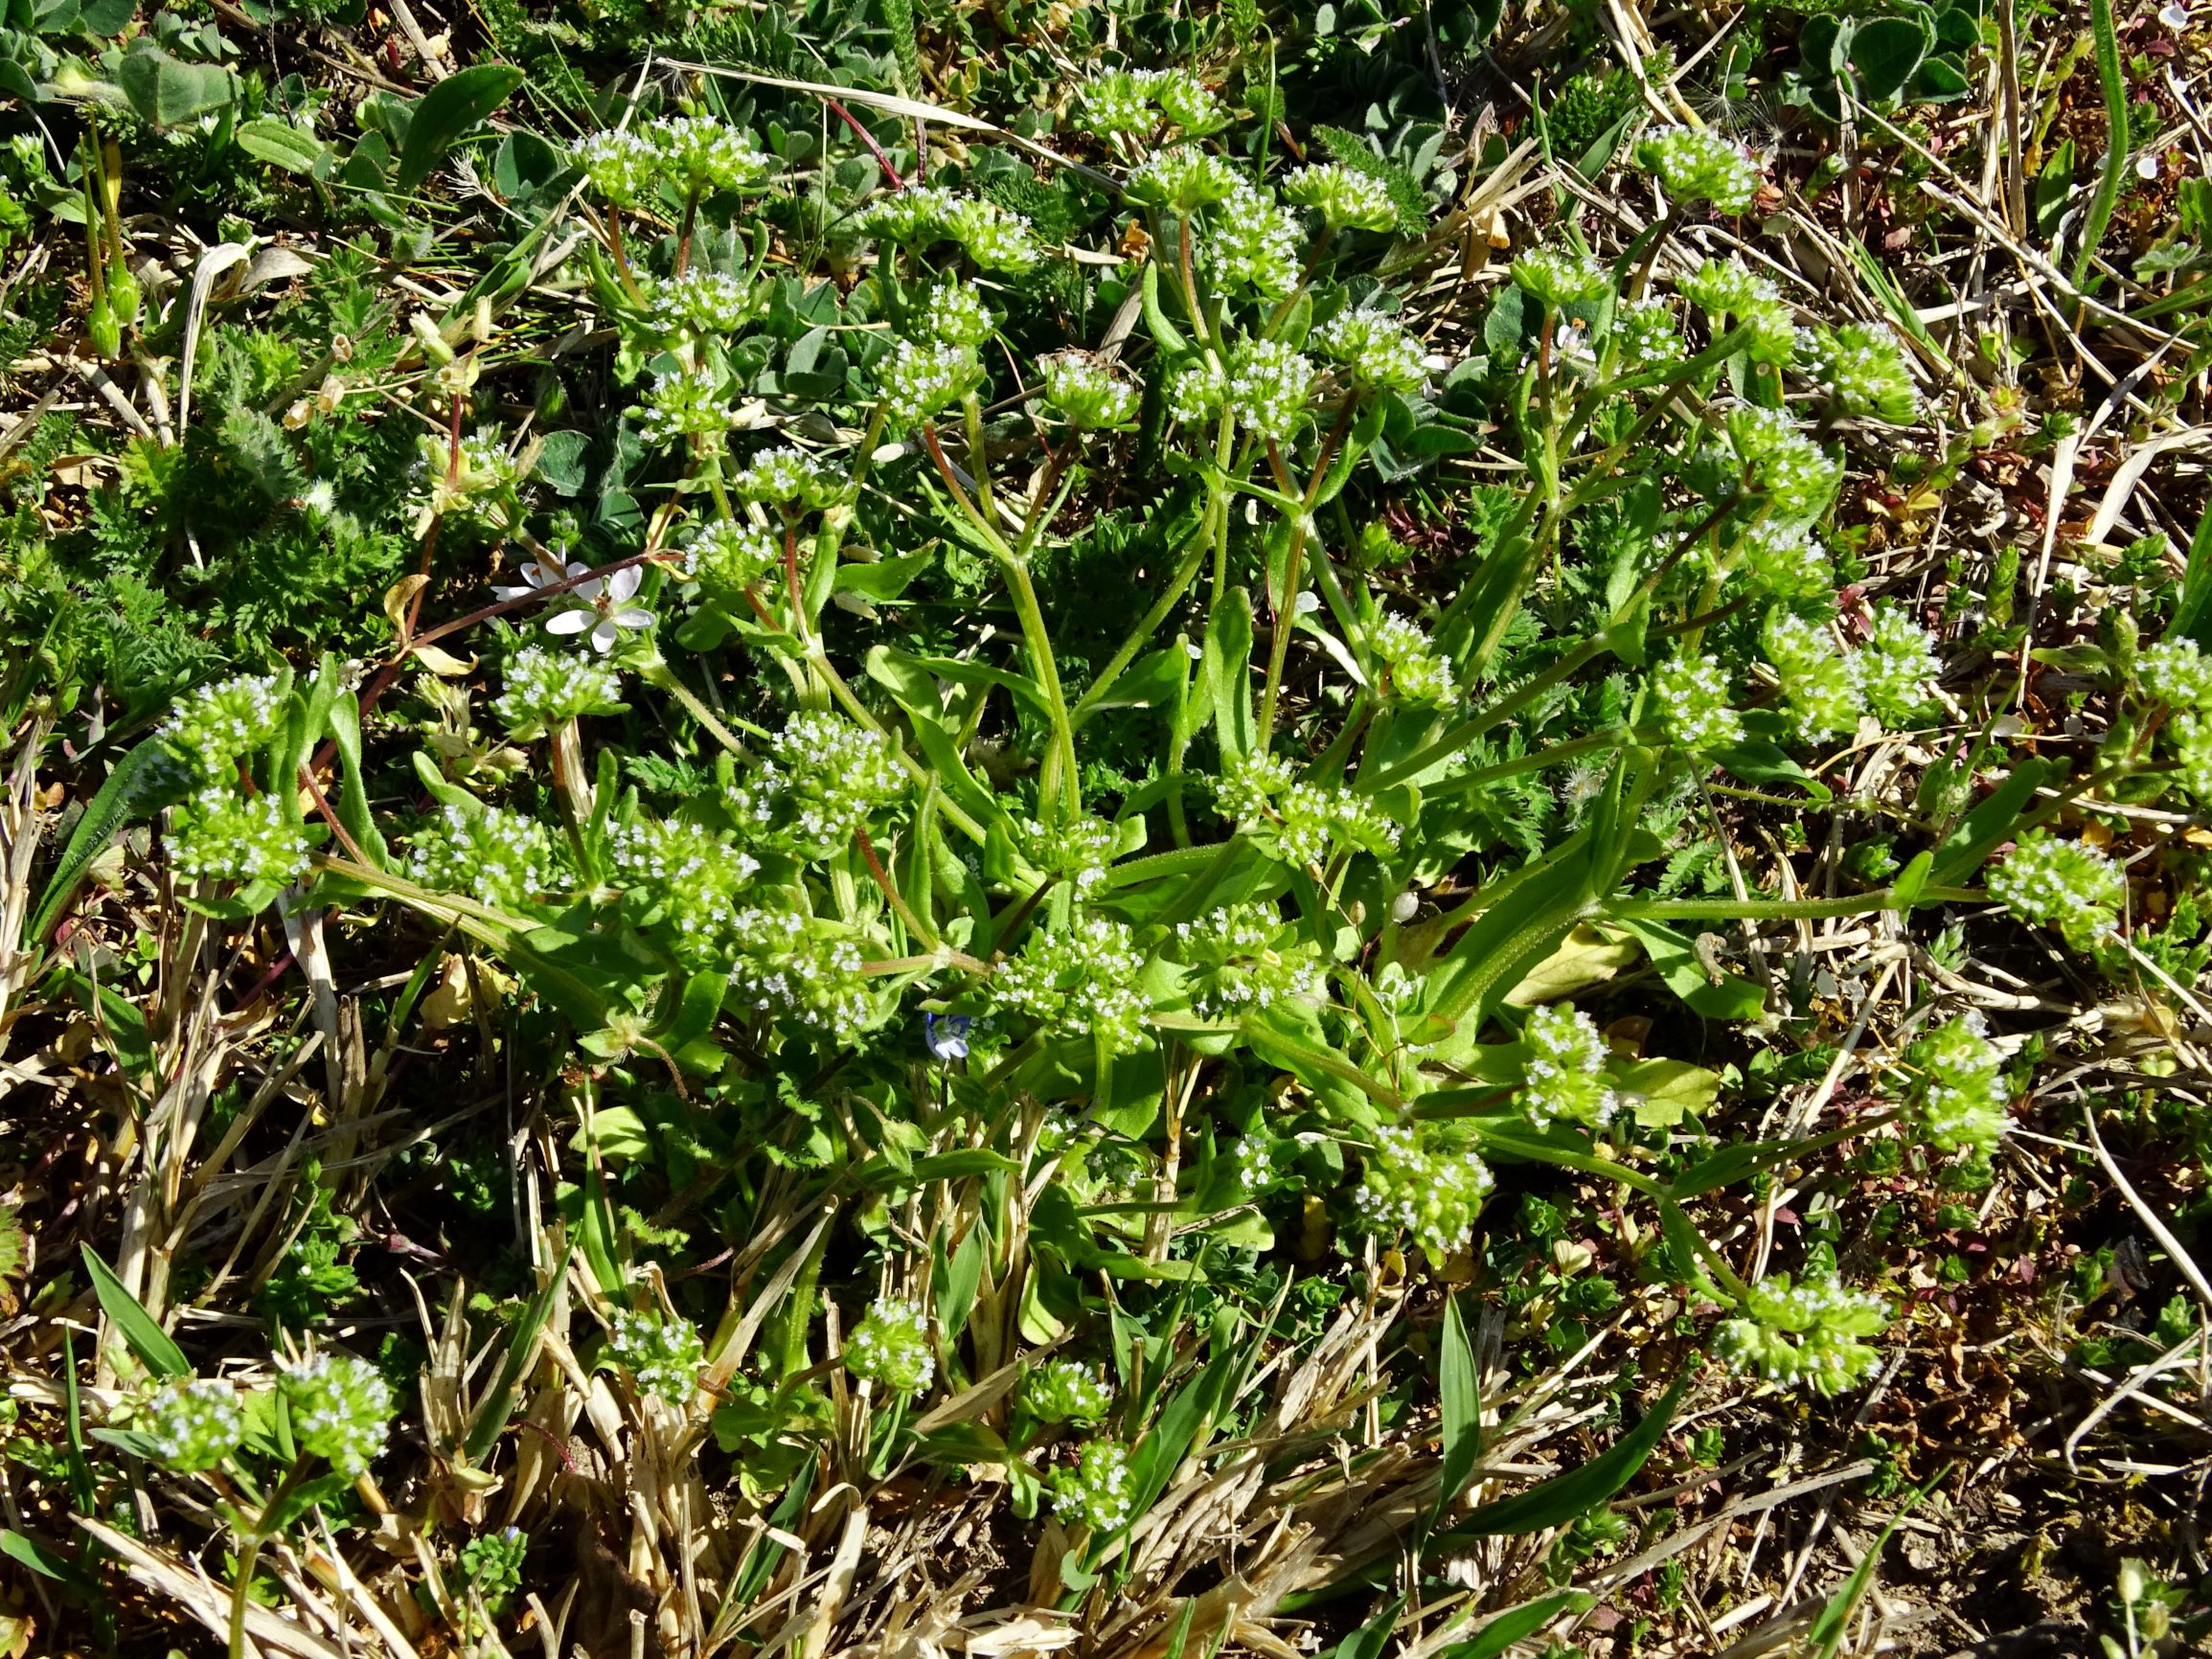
924 1012 971 1061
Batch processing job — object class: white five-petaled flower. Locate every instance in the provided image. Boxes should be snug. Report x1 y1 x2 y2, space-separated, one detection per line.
498 558 651 653
2160 0 2190 30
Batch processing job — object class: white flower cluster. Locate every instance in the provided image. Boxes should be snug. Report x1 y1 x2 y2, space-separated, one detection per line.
1220 752 1389 871
1353 1121 1494 1260
1311 307 1427 394
653 115 777 193
432 430 530 531
915 279 996 350
1510 246 1608 307
732 445 839 511
1215 751 1399 867
1517 1003 1618 1128
1713 1271 1888 1396
1226 338 1316 441
1988 831 2127 952
634 363 740 451
574 128 658 208
572 116 776 205
1125 147 1241 213
1080 68 1160 136
1616 296 1685 367
1855 605 1943 724
607 816 760 962
856 187 1040 272
2174 712 2212 799
684 518 782 591
1050 1441 1136 1533
992 914 1151 1057
879 336 983 429
726 904 876 1036
1651 653 1745 753
1368 611 1455 702
279 1351 396 1474
1735 520 1834 601
1168 341 1315 438
1077 66 1226 138
1166 357 1227 426
1230 1135 1279 1193
160 672 284 777
2138 637 2212 710
171 788 309 888
494 645 626 739
606 1307 704 1407
647 268 759 340
1022 1357 1113 1424
1038 352 1140 430
1897 1013 2010 1155
1204 183 1304 298
142 1376 246 1473
407 803 559 908
1281 162 1400 232
1021 813 1121 897
1680 256 1795 357
1722 405 1840 524
1631 124 1762 214
1762 611 1861 742
735 712 907 860
1173 903 1322 1017
1802 322 1920 424
844 1296 935 1394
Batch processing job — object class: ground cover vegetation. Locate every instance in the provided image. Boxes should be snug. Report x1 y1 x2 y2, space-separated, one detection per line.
0 0 2208 1651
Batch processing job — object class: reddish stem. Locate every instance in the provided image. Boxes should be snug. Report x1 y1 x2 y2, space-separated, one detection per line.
825 98 905 190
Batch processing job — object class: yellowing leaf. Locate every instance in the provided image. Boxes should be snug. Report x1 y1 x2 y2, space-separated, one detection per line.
1504 922 1641 1007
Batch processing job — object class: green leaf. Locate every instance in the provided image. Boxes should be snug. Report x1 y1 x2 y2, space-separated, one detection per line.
1434 1293 1482 1524
394 62 525 191
535 429 589 495
932 1225 986 1344
1927 756 2061 887
1847 13 1931 100
1613 1057 1721 1128
1438 1592 1596 1659
1199 586 1255 763
1427 831 1596 1027
2 1528 92 1590
237 118 326 172
2175 498 2212 648
837 550 935 601
1908 53 1972 99
80 1246 188 1380
117 46 234 126
1808 1476 1936 1656
1440 1373 1688 1540
1713 740 1832 802
572 1103 652 1163
462 1248 572 1465
30 738 192 944
1609 916 1765 1021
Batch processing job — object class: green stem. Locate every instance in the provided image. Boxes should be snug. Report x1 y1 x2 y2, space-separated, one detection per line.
1606 884 1979 922
229 1458 310 1659
1420 728 1624 799
1359 637 1608 793
642 659 759 756
1001 553 1082 818
1069 534 1208 728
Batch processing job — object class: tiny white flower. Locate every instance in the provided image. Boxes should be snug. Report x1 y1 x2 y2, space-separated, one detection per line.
2160 0 2190 30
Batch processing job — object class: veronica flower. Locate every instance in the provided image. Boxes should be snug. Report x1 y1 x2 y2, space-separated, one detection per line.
924 1011 971 1060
